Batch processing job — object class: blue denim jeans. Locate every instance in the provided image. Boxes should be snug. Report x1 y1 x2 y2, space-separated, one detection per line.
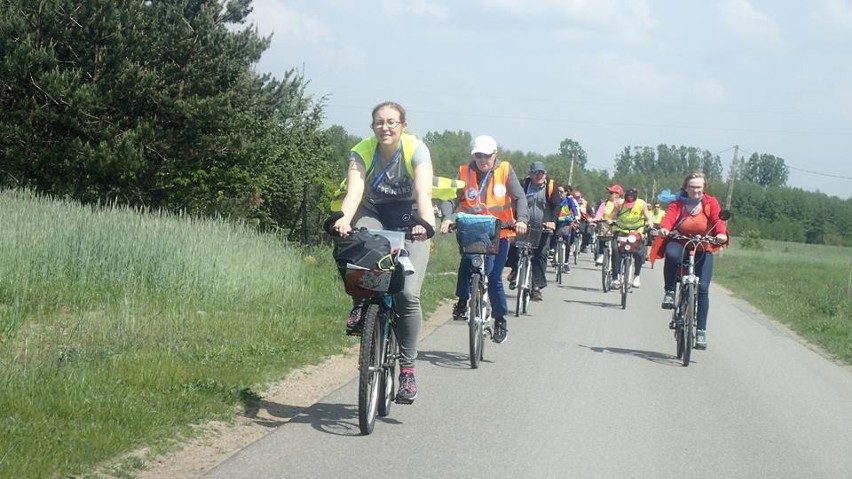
455 237 510 320
663 241 715 331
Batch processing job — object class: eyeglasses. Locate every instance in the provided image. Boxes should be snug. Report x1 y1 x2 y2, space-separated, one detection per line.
372 119 402 129
474 152 493 160
532 171 546 175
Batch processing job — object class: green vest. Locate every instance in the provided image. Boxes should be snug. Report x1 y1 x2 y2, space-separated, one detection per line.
613 199 647 233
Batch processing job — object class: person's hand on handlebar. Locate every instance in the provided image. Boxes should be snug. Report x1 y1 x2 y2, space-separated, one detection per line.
715 233 728 244
440 219 453 235
514 221 527 235
543 221 556 231
411 223 430 241
333 216 353 237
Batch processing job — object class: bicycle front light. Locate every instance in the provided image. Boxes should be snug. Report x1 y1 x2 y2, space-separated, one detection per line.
471 255 484 268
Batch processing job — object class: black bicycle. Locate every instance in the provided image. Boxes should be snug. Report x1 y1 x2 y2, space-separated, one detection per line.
325 214 434 434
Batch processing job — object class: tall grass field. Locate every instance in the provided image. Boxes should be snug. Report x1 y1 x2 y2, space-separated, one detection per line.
1 188 850 477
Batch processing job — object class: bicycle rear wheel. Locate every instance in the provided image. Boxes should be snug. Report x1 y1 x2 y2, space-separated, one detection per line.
357 302 381 435
573 234 580 265
468 274 485 369
378 314 397 417
682 284 696 366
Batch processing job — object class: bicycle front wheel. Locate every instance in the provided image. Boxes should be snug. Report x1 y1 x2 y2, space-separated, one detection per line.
682 284 696 366
674 288 685 359
378 317 397 417
620 257 631 309
515 256 528 317
357 302 381 435
468 274 485 369
555 241 565 285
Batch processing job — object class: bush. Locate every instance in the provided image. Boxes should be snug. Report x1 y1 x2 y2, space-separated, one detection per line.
740 230 766 250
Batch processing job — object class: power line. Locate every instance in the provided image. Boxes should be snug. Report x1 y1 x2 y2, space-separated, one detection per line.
736 146 852 181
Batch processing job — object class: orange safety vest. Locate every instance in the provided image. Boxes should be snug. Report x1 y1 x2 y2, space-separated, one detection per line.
458 161 516 239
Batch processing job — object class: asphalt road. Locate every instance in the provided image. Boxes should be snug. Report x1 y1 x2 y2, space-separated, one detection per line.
205 251 852 479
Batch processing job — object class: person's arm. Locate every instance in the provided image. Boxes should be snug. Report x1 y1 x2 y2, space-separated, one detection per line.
333 155 367 236
707 196 729 243
642 201 654 228
412 161 435 240
659 202 679 236
505 166 528 234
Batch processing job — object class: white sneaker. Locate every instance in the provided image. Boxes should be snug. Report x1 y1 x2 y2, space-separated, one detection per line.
632 276 641 288
611 278 621 289
595 254 604 266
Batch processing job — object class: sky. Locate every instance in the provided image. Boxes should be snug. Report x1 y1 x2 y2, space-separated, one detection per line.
246 0 852 199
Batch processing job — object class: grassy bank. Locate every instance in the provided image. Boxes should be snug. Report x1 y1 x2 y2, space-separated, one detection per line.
2 188 850 477
0 189 459 478
714 239 852 363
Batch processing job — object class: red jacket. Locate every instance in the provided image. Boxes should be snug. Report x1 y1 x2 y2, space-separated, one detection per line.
654 193 728 256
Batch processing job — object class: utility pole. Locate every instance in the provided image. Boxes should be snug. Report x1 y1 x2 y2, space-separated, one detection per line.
568 152 575 186
725 145 739 210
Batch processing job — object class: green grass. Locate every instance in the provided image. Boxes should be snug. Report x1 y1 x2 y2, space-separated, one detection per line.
0 189 461 478
3 187 851 477
714 238 852 363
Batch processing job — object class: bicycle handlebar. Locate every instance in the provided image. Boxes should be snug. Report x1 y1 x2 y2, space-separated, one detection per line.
323 211 436 240
666 232 724 245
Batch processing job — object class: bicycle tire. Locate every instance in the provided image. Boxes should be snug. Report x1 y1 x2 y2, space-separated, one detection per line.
515 256 528 317
378 312 397 417
469 274 484 369
620 256 631 309
357 302 381 435
522 256 532 314
674 287 685 359
601 247 611 292
573 234 580 265
682 284 696 366
555 241 564 285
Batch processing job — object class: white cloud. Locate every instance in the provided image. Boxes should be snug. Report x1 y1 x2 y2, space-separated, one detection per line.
248 0 335 44
814 0 852 32
720 0 782 47
380 0 450 19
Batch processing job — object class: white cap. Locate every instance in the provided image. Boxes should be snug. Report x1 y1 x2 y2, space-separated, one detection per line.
470 135 497 155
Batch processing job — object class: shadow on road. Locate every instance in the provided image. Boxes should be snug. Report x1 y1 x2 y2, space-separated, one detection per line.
579 344 683 366
246 399 406 437
418 349 488 369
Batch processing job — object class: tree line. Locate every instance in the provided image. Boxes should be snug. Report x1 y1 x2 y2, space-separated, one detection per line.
2 0 849 246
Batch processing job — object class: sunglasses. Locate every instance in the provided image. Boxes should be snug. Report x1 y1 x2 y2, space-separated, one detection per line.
474 152 493 160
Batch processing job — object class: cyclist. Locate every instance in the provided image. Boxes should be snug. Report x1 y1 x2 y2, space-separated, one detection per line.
440 135 528 344
606 188 654 288
655 172 729 349
591 184 624 266
507 161 559 301
647 202 666 258
549 183 580 273
572 189 593 253
332 101 435 403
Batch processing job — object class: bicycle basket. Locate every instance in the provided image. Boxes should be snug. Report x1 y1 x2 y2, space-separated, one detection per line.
616 232 643 254
455 213 499 255
514 227 543 249
332 229 405 298
595 222 613 239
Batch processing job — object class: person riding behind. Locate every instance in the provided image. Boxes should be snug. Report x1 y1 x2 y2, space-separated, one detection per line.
591 185 623 266
440 135 528 344
647 202 666 258
509 161 559 301
655 172 728 349
549 183 580 273
572 189 593 253
332 101 435 403
606 188 654 288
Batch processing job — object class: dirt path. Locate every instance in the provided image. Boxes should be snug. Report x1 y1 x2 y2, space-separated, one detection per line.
131 302 453 479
